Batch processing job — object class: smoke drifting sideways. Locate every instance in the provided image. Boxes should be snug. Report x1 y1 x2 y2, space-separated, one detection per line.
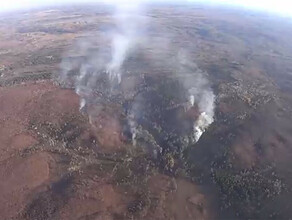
59 1 216 149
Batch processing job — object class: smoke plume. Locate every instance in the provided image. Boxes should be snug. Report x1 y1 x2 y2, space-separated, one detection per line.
107 2 145 84
177 51 215 142
60 3 215 151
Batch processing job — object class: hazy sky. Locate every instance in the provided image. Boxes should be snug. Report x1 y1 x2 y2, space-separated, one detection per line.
0 0 291 16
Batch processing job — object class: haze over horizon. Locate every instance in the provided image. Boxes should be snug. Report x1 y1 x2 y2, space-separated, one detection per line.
0 0 291 17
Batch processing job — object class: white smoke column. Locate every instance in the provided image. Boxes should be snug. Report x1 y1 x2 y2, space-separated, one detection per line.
128 112 137 146
106 0 146 145
188 86 215 142
178 51 215 143
107 1 145 84
192 90 215 142
189 95 195 106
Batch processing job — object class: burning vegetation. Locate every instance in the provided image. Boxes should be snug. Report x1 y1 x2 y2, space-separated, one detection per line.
1 3 292 220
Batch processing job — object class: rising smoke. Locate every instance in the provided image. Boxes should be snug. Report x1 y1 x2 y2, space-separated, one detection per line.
107 3 145 84
60 1 215 150
177 50 215 142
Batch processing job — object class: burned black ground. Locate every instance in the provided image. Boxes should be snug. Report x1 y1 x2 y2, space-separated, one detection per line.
1 4 292 220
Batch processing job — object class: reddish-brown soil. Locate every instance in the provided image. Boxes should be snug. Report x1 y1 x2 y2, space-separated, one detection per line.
1 4 292 220
0 81 210 219
0 152 51 218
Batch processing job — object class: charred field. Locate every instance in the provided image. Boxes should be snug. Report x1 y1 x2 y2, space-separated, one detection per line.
1 3 292 220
